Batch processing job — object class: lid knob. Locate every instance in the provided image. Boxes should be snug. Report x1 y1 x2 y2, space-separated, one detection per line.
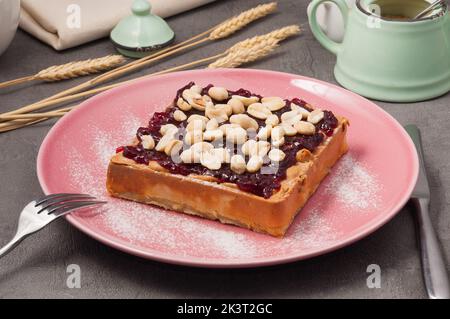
132 0 151 16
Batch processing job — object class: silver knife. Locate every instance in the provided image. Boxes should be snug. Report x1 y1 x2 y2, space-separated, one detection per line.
405 125 450 299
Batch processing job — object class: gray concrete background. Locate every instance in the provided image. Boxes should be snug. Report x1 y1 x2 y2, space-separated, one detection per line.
0 0 449 298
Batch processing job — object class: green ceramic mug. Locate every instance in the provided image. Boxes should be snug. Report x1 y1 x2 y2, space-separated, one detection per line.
308 0 450 102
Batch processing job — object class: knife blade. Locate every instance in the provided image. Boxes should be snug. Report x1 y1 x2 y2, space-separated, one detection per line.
404 124 450 299
405 125 430 199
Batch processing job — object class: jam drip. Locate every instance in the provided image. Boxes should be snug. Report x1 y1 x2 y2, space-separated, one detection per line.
119 83 338 198
173 81 195 104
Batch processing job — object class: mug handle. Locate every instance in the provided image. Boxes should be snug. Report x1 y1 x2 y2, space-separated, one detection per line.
308 0 349 55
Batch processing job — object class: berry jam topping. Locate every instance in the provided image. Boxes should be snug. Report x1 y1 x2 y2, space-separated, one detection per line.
115 146 124 153
200 84 214 96
228 88 263 99
318 110 338 136
173 81 195 104
119 83 339 198
122 145 150 165
288 98 311 111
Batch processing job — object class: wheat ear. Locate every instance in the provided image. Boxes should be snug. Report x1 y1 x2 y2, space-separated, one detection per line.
208 38 280 69
209 2 277 40
0 55 126 89
35 55 126 81
208 25 301 68
227 25 300 53
90 2 279 84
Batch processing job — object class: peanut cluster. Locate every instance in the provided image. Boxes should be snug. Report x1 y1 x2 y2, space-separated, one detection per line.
142 85 326 173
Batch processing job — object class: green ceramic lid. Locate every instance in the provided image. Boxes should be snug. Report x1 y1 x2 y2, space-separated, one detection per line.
110 0 175 58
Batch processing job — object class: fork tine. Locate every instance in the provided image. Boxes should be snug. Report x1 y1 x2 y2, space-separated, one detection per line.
46 200 107 216
36 195 96 212
35 193 94 207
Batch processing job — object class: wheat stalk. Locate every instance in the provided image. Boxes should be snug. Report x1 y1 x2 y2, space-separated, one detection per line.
209 2 277 40
0 2 278 124
35 55 126 82
89 2 278 84
209 39 280 69
208 25 301 68
0 25 298 127
0 35 284 126
1 25 299 121
0 107 71 120
227 25 300 53
0 55 126 89
0 25 293 132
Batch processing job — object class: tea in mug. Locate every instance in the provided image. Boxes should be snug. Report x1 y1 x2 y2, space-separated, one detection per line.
369 0 432 20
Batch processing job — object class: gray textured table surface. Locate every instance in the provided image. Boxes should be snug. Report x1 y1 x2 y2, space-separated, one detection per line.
0 0 449 299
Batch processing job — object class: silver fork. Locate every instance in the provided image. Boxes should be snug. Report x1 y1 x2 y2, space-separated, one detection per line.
0 193 106 258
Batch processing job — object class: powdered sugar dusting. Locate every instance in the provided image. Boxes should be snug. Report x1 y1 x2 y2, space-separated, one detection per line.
122 116 143 139
66 150 99 192
287 209 337 249
92 133 115 168
324 155 380 210
65 146 341 258
90 116 143 169
62 120 382 261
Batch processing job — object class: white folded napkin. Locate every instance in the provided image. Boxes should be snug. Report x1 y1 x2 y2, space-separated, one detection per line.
19 0 215 50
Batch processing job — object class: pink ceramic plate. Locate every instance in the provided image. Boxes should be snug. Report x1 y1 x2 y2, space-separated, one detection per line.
37 69 418 268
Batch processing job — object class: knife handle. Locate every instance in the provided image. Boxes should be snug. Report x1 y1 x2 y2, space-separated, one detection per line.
412 195 450 299
405 125 425 163
405 125 450 298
